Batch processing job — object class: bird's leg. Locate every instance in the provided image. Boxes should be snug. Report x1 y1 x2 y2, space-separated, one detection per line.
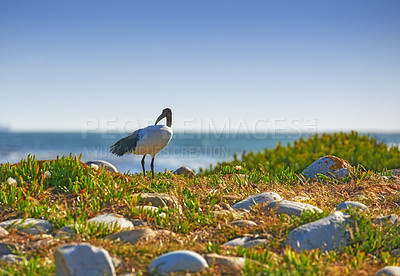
141 155 146 177
151 157 155 179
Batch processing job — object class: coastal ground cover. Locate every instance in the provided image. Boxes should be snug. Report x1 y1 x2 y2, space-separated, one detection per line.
0 132 400 275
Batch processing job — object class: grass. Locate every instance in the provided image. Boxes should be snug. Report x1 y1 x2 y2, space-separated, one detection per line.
0 132 399 275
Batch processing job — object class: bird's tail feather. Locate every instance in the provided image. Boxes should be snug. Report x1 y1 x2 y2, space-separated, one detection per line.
110 132 139 156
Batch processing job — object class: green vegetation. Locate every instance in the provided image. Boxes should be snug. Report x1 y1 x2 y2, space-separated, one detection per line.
0 132 400 275
202 131 400 175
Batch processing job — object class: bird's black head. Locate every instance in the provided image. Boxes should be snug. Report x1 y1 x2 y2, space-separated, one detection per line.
155 108 173 127
162 108 172 114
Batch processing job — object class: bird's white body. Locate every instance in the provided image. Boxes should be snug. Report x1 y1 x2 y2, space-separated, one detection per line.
133 125 173 157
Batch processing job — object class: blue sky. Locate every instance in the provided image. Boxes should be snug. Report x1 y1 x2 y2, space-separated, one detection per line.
1 0 399 133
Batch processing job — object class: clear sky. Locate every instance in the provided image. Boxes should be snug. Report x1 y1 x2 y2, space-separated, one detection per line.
1 0 399 133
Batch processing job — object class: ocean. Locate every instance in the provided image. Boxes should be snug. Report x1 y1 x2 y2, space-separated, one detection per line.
0 131 399 173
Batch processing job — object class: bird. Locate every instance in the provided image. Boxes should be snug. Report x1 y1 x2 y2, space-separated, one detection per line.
110 108 173 179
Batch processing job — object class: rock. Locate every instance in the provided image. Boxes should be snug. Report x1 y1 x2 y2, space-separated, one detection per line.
264 200 322 217
57 226 77 238
0 243 16 256
286 211 350 252
131 219 147 226
148 250 208 275
389 169 400 176
232 192 282 211
0 218 53 235
106 228 157 244
203 253 245 271
336 201 369 212
87 213 134 230
138 193 180 209
54 243 115 276
174 166 195 178
86 160 118 173
301 155 351 179
0 227 9 238
213 210 241 219
373 215 400 225
376 266 400 276
223 236 268 248
335 168 350 179
0 254 22 263
230 219 257 228
391 248 400 257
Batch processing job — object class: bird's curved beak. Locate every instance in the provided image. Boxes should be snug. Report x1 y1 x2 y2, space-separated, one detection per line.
155 111 166 125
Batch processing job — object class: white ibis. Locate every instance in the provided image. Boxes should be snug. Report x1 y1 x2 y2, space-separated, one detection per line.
110 108 173 178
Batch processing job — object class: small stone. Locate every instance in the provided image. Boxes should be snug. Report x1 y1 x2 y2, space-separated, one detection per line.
213 210 241 219
0 243 16 256
376 266 400 276
174 166 195 178
131 219 147 226
390 248 400 257
0 254 22 263
54 243 115 276
138 193 180 209
203 253 245 271
336 201 369 212
264 200 322 217
87 213 134 230
301 155 351 179
286 211 350 252
230 220 257 229
106 228 157 244
372 215 399 225
0 218 53 235
86 160 118 173
0 227 9 239
148 250 208 275
232 192 282 211
389 169 400 176
223 236 268 248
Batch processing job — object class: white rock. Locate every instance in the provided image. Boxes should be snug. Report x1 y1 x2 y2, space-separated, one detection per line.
301 155 351 179
0 227 9 238
232 192 282 210
106 228 157 244
148 250 208 275
203 253 245 271
173 166 195 178
372 215 399 225
376 266 400 276
285 211 350 252
87 213 134 230
390 169 400 176
336 201 369 212
138 193 180 209
0 218 53 235
264 200 322 217
54 243 115 276
86 160 118 173
223 236 268 248
0 254 22 263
